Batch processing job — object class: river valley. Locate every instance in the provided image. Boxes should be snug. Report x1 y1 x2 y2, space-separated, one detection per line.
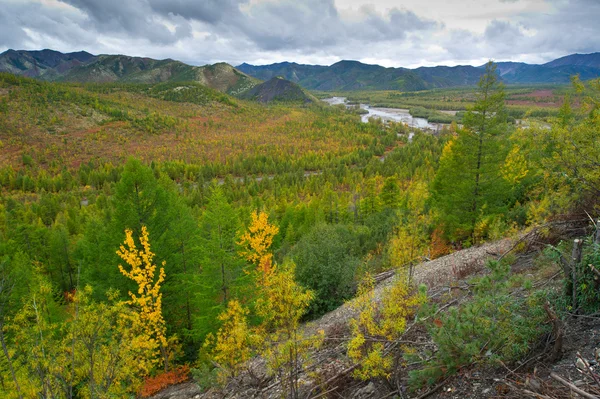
321 96 451 131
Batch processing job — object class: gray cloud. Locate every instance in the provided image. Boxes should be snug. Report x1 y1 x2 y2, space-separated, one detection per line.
59 0 192 45
0 0 598 68
474 0 600 61
0 6 30 48
148 0 248 24
234 0 343 50
228 0 439 51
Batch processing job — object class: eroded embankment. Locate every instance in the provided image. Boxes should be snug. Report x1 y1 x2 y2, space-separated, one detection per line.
151 237 515 399
303 237 513 337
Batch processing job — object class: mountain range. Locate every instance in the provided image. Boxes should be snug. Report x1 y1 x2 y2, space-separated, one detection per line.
1 49 599 94
0 49 259 95
237 53 600 90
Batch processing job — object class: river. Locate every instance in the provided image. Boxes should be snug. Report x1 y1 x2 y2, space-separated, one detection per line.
322 97 448 132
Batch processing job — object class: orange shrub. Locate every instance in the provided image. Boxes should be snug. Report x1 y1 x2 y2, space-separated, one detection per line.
429 228 451 259
139 365 190 398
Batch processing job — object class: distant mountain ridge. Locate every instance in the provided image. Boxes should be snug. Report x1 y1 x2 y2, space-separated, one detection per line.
237 61 432 91
2 49 599 93
543 53 600 68
0 49 259 95
238 52 600 90
0 49 95 80
493 61 600 84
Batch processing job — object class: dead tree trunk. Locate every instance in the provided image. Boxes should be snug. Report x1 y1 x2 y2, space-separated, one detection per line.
543 302 563 362
571 239 583 314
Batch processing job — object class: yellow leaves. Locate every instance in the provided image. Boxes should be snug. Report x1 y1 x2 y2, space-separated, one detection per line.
238 210 279 276
209 212 321 394
381 278 425 339
406 180 430 213
389 227 418 268
348 274 425 380
6 282 149 398
440 137 455 162
117 226 170 370
256 260 313 334
349 341 391 380
209 261 318 387
526 196 553 225
206 299 255 382
502 145 529 185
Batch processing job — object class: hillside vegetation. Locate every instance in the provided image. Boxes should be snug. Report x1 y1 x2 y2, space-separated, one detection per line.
0 63 599 399
0 49 94 79
0 51 260 95
238 77 317 104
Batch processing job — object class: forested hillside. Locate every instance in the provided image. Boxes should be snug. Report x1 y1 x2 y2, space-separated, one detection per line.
238 77 317 104
238 52 600 90
0 62 599 399
0 51 260 95
0 49 95 79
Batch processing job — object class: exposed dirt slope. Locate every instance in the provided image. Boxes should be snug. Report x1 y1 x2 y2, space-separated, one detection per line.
150 238 514 399
303 237 512 337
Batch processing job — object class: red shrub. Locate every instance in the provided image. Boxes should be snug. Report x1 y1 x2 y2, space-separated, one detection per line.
139 365 190 398
429 228 451 259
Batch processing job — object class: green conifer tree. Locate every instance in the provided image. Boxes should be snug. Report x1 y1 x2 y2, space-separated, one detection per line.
431 61 510 243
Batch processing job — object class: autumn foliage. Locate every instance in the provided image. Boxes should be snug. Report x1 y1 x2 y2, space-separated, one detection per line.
205 299 256 382
348 273 425 380
208 212 322 398
238 210 279 277
429 227 452 259
2 65 597 398
117 226 170 371
139 365 190 398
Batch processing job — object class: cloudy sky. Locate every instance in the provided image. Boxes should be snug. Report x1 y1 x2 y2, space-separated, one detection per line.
1 0 598 68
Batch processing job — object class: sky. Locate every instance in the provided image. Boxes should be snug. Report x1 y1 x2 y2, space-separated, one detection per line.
0 0 598 68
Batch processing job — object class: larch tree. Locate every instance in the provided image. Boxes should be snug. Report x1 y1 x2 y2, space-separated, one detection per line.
117 226 171 372
210 211 322 398
162 191 203 345
389 180 430 280
0 257 28 399
199 185 243 306
431 61 510 243
513 76 600 219
348 273 425 381
238 209 279 282
204 299 256 382
255 260 322 399
9 272 64 399
68 286 147 398
79 158 173 301
113 159 170 244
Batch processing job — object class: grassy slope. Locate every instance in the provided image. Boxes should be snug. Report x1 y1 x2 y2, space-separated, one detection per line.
0 73 384 175
238 77 318 104
56 55 260 95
